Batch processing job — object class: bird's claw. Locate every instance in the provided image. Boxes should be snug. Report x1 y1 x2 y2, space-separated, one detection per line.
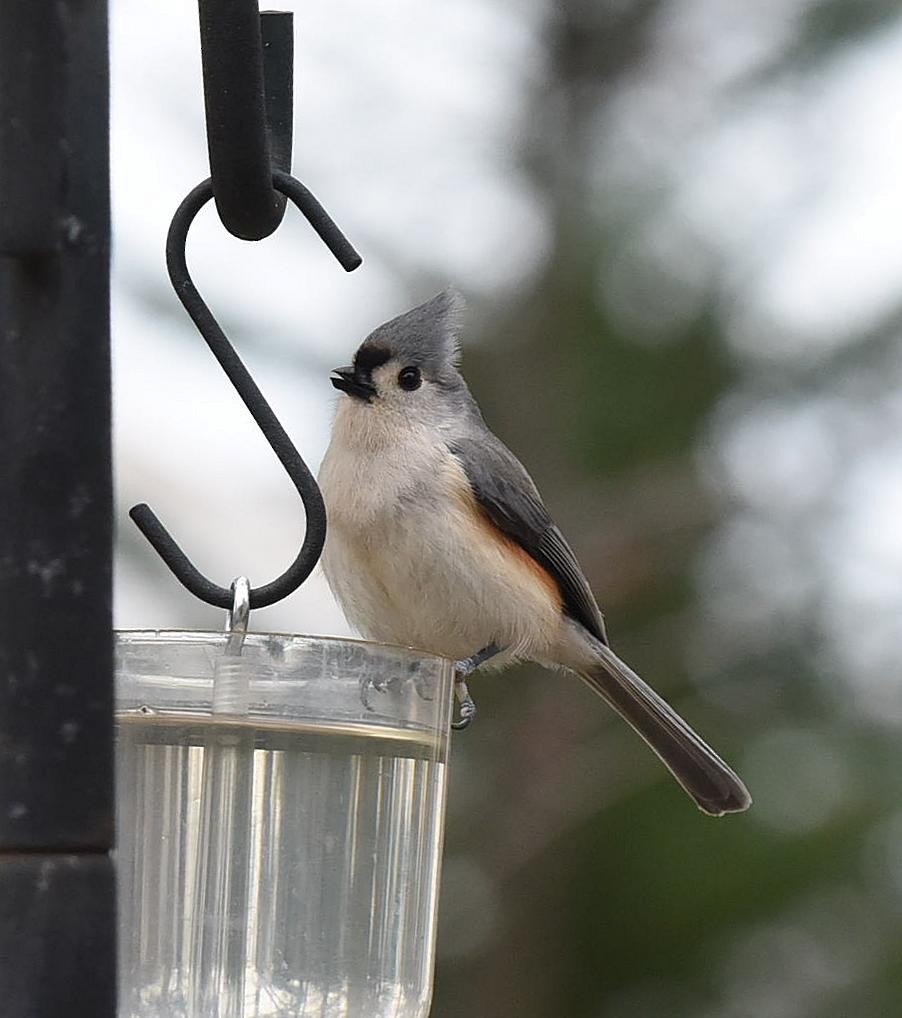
450 643 501 731
360 673 402 713
452 675 477 731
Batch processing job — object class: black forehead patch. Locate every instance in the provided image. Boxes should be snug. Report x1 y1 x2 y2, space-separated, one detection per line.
354 344 392 375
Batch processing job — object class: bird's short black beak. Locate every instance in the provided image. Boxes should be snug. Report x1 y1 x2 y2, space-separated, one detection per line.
331 366 376 402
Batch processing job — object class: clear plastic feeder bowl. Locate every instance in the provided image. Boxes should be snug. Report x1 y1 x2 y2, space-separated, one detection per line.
115 631 454 1018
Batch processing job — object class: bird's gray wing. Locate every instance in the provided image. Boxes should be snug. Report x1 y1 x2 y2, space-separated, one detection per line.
447 433 607 644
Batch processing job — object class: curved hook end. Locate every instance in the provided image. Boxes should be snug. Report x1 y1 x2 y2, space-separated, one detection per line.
129 502 233 609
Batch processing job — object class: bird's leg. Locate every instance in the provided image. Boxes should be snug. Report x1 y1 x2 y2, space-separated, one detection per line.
457 642 502 677
451 642 501 731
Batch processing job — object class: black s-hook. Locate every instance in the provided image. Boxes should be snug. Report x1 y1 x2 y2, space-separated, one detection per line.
130 3 361 610
130 173 360 609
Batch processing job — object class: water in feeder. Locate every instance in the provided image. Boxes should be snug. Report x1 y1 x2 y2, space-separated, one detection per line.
115 632 453 1018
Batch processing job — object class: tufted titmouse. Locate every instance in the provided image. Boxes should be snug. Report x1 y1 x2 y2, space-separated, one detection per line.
319 290 751 817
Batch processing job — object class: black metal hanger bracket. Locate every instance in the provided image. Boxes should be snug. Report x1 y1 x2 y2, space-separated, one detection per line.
130 2 362 610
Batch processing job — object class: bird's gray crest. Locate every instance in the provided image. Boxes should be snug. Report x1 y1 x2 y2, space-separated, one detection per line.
357 288 465 378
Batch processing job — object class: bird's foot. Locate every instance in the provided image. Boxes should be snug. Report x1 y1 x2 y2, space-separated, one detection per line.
450 643 500 731
452 676 477 731
360 673 402 713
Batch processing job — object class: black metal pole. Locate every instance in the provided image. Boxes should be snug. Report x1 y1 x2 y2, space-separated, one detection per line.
0 1 115 1016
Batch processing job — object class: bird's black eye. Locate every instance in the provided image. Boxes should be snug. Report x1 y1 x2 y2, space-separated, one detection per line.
398 366 422 391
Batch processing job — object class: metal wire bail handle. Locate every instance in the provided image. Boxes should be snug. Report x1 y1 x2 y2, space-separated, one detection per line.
214 576 252 714
129 171 362 610
225 576 251 655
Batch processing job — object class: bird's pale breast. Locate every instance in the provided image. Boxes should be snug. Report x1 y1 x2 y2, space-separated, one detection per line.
319 414 563 663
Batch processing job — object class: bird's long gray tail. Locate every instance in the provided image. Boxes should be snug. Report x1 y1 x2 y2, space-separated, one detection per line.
578 639 751 817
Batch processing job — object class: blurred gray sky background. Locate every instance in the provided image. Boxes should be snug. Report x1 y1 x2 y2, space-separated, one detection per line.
112 0 550 635
111 2 902 1015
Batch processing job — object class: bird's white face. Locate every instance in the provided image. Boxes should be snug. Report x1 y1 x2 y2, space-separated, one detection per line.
330 351 459 446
